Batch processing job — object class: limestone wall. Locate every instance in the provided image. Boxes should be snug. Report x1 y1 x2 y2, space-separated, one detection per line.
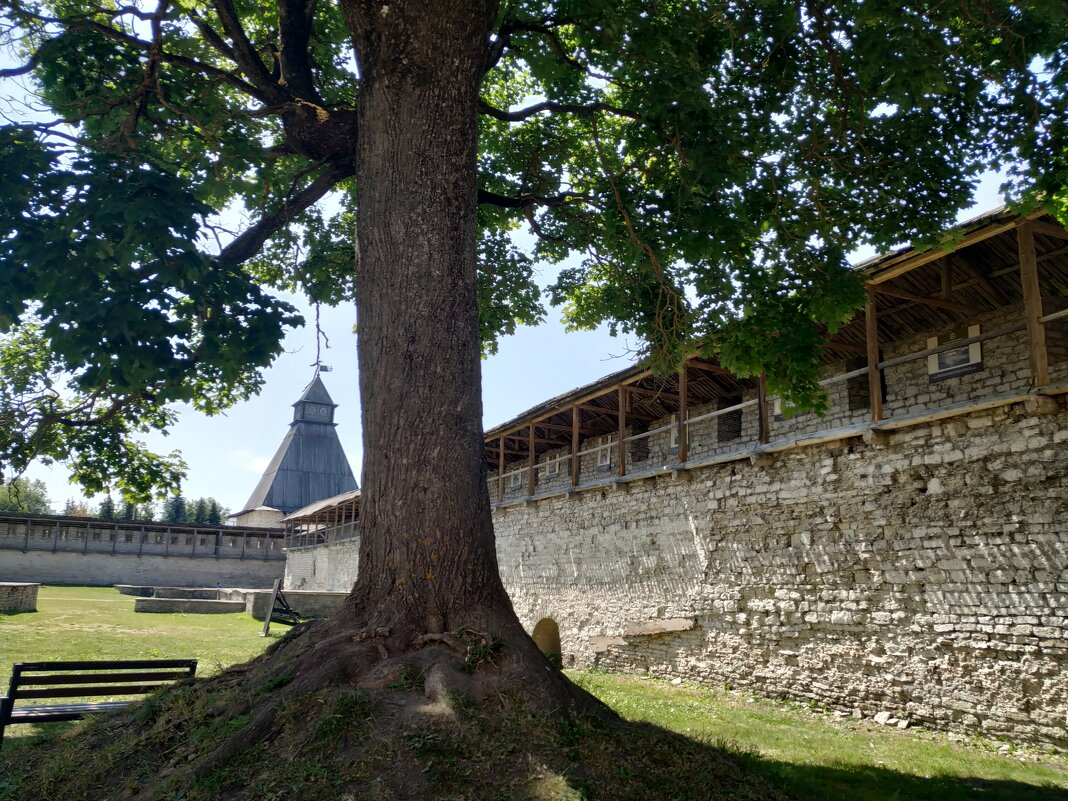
0 582 39 613
0 549 283 588
283 396 1068 746
497 398 1068 748
284 539 360 593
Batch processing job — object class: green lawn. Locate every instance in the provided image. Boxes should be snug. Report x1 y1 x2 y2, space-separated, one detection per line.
570 672 1068 801
2 587 1066 801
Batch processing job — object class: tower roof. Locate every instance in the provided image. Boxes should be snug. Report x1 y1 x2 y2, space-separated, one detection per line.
235 374 358 516
294 374 337 408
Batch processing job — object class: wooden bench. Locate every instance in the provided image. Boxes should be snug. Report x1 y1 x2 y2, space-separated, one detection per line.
0 659 197 747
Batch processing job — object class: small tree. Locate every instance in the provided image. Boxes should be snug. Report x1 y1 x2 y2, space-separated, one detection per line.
97 495 117 520
206 500 224 528
0 478 52 514
164 495 187 525
191 498 209 526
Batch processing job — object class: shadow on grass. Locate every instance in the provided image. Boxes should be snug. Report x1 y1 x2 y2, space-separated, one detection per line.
0 700 1064 801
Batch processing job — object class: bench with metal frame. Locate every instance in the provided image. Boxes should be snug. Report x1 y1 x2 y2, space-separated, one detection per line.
0 659 197 747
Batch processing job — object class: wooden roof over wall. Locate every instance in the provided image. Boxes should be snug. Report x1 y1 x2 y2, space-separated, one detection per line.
485 209 1068 468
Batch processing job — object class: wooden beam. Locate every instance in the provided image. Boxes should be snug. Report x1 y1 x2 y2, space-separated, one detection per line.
1018 222 1049 387
757 372 770 444
865 290 883 422
534 421 594 435
617 386 627 477
867 284 981 316
953 253 1010 306
571 407 580 487
941 258 953 299
677 364 688 463
628 385 681 404
824 339 867 356
497 435 504 502
527 423 536 496
866 215 1030 285
1031 220 1068 241
686 360 732 376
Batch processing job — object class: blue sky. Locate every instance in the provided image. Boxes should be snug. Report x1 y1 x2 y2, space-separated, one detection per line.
24 175 1009 514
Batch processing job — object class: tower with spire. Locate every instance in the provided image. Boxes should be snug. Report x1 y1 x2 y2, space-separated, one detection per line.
230 371 358 528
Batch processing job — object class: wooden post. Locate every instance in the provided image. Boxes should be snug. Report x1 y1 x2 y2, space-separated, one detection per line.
240 529 247 559
617 386 627 477
497 435 505 502
757 372 770 444
52 520 60 553
138 524 145 556
865 289 884 422
83 521 90 553
164 526 170 557
22 521 29 551
111 522 118 555
571 406 581 487
527 423 536 497
677 362 689 463
191 526 198 557
1018 221 1049 387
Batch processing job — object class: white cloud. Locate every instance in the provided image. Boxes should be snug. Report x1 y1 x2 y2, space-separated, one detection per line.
228 449 270 474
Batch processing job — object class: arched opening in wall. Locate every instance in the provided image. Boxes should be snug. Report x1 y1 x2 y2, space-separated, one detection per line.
531 617 562 667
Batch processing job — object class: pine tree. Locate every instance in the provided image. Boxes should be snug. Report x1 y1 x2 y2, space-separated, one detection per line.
120 502 137 521
192 498 209 526
97 495 117 520
166 495 187 524
206 500 223 527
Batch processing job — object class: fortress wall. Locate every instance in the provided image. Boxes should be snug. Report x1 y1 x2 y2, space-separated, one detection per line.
0 549 283 588
496 398 1068 748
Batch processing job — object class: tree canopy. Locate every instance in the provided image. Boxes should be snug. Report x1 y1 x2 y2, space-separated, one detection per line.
0 475 51 512
0 0 1065 495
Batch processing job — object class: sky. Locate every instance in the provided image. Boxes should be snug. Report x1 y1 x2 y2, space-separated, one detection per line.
22 171 1009 515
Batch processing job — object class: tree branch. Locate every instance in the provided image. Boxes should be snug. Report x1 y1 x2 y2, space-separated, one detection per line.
212 0 289 103
477 188 591 209
219 164 352 265
277 0 321 101
478 99 640 122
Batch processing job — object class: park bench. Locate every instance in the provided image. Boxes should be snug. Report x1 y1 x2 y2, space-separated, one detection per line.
0 659 197 747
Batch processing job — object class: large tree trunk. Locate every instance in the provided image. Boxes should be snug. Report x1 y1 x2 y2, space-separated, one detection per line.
328 0 579 705
345 0 512 636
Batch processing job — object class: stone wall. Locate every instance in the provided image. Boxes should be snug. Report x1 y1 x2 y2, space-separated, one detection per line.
497 397 1068 748
284 540 360 593
284 396 1068 747
0 549 283 588
0 582 39 613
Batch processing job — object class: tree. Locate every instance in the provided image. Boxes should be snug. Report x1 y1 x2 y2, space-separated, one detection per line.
206 499 223 527
97 494 117 520
164 494 187 524
0 477 51 513
192 497 209 525
1 0 1066 793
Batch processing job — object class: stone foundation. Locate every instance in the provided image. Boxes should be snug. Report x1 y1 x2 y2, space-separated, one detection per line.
0 582 39 613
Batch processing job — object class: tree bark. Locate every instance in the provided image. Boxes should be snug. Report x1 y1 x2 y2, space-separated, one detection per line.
341 1 532 649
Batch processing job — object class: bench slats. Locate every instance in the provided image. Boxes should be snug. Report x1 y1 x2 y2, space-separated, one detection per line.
9 702 129 722
1 658 198 748
17 671 193 686
12 659 197 672
14 684 172 700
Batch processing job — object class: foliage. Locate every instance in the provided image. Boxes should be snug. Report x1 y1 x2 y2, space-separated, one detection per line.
0 477 51 513
0 2 1065 483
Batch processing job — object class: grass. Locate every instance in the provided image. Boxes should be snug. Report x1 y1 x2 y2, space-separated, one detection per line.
1 587 1066 800
0 585 278 743
571 671 1068 801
